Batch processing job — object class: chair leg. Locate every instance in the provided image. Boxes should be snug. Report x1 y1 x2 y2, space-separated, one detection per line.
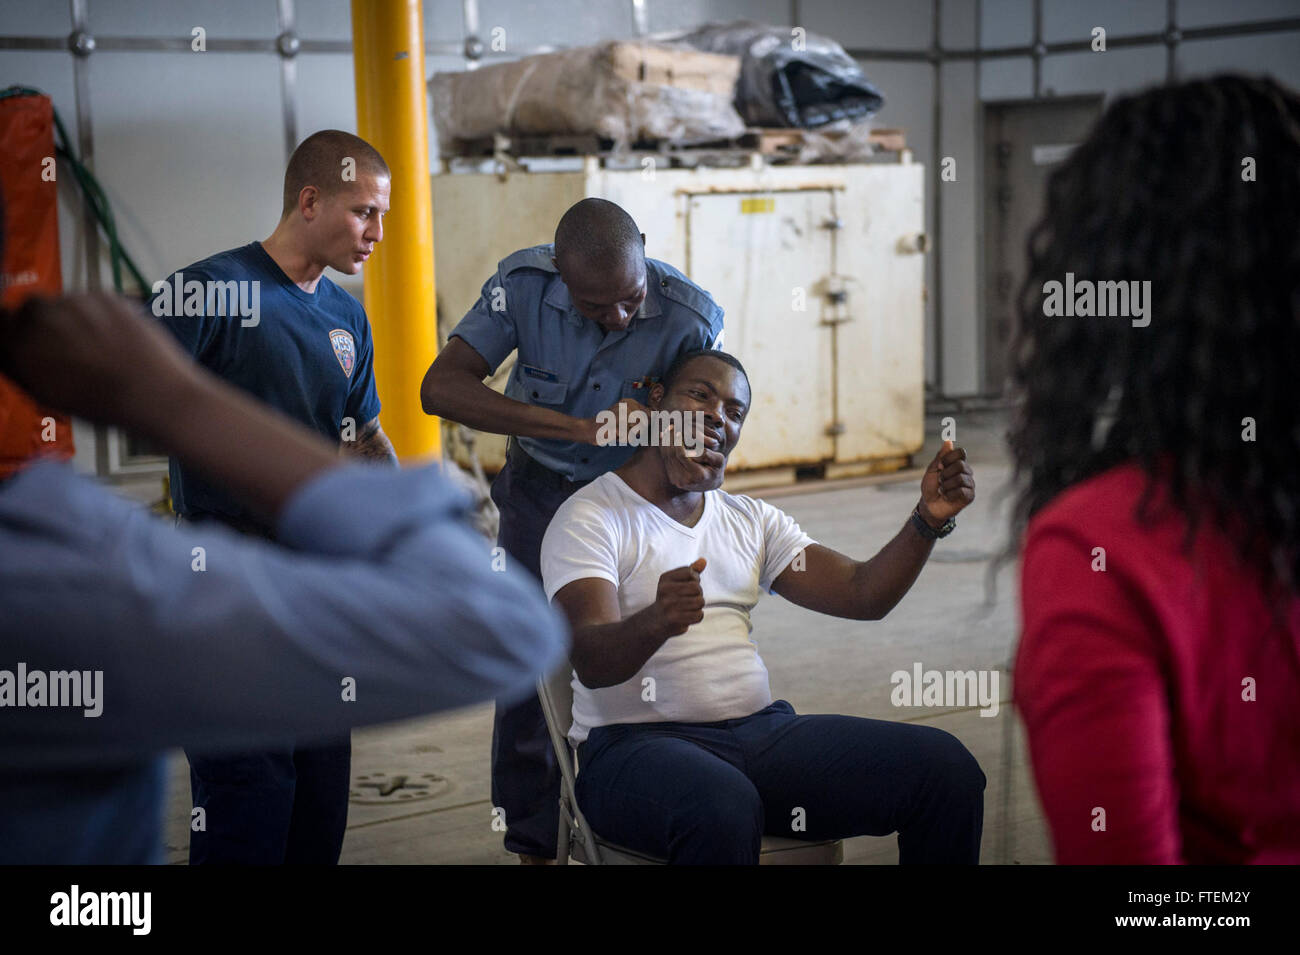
556 805 570 866
576 810 603 865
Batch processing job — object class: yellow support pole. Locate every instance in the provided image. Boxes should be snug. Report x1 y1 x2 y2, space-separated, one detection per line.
351 0 440 461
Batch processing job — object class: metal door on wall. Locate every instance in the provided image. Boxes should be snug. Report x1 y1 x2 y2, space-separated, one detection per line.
983 95 1104 393
686 189 837 471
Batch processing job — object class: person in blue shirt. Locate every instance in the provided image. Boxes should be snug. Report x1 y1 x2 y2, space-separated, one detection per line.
150 130 397 864
0 290 568 865
420 197 724 862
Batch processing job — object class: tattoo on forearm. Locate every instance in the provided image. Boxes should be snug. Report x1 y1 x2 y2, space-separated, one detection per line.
343 419 399 466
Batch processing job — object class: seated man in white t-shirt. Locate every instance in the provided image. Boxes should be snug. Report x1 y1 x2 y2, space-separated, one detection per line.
540 348 985 864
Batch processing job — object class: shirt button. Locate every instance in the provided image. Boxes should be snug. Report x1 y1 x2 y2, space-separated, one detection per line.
581 457 589 464
531 390 539 398
593 383 601 391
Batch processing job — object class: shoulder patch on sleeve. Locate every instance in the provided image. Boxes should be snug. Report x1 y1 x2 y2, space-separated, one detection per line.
651 262 723 333
500 244 559 277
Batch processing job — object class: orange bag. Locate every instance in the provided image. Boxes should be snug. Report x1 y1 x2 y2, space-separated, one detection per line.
0 90 74 476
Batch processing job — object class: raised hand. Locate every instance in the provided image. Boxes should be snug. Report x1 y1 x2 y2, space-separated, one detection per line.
918 440 975 525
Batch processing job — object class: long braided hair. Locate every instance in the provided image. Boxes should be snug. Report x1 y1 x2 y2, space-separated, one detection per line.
1006 74 1300 598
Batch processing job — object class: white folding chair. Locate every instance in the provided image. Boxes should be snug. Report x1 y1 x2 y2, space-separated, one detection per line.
536 665 844 865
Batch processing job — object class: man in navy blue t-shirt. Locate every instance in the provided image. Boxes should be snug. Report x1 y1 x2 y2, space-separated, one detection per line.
152 129 397 864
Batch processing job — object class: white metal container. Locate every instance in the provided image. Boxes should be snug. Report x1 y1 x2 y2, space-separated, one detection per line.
431 155 926 482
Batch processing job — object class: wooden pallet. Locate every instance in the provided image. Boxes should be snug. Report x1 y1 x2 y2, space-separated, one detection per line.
442 126 907 165
752 126 907 155
444 131 746 161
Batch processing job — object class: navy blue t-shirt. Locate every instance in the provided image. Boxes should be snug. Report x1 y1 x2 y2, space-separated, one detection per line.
151 241 381 527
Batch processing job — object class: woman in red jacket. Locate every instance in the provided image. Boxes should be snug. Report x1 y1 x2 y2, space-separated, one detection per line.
1009 74 1300 864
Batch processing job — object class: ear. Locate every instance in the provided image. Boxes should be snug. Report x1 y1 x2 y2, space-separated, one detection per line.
648 381 665 409
298 185 320 221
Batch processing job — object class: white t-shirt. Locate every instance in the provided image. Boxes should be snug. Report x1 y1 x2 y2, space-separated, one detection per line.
540 471 815 744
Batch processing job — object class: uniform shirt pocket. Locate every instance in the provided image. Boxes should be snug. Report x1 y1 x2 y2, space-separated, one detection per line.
518 365 569 404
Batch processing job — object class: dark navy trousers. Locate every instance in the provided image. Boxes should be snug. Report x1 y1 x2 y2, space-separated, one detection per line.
186 739 351 864
179 511 351 865
489 442 590 858
575 700 986 864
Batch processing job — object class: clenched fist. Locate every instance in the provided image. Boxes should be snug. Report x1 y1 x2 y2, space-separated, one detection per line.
647 557 707 637
918 439 975 526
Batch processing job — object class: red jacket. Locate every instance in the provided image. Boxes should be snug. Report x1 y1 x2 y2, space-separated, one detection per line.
1016 463 1300 863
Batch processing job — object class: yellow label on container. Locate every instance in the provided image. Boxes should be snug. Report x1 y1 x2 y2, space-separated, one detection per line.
740 197 775 214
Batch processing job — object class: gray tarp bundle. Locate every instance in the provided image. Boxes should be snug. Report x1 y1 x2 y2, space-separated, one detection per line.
669 20 885 129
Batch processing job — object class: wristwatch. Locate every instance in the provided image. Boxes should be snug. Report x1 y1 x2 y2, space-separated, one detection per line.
910 504 956 540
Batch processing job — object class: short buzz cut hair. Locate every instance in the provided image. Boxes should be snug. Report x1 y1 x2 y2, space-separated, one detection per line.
661 347 750 394
281 130 389 218
553 198 644 274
